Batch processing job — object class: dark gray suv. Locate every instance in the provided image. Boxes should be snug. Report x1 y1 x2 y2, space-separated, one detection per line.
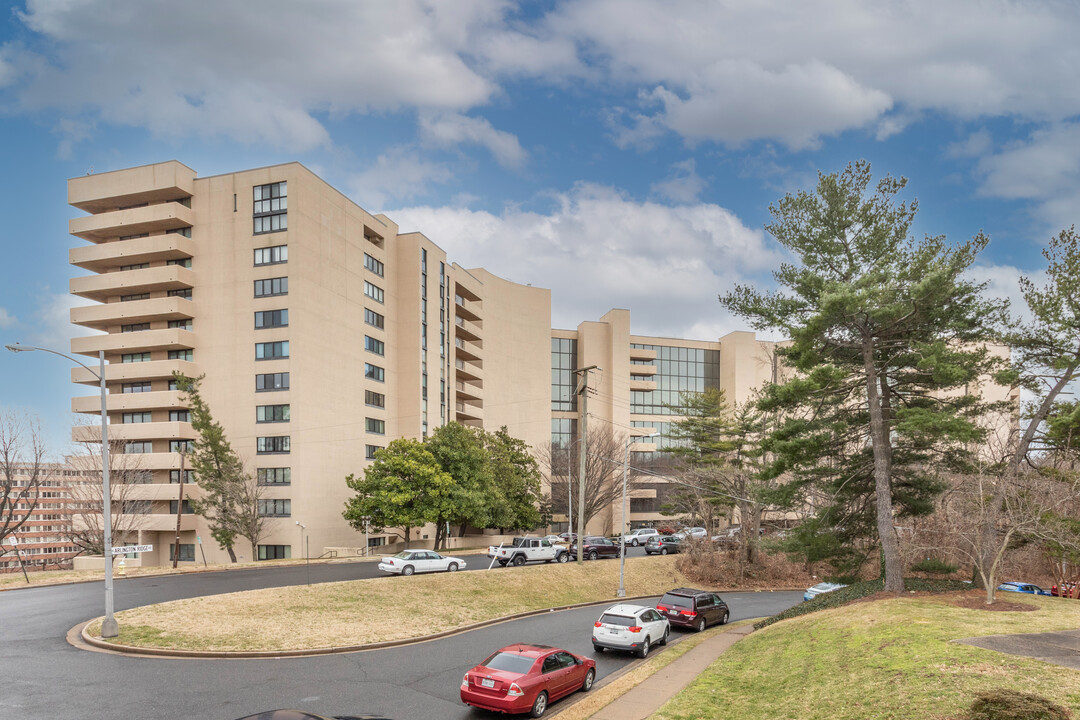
656 588 729 632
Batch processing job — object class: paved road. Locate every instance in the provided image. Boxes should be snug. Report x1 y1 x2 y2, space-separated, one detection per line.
0 554 801 720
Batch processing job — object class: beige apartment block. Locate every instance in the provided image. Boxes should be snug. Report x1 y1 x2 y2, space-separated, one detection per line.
65 160 827 566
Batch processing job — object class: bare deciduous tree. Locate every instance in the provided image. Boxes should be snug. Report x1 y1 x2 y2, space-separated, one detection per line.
65 436 152 556
0 411 54 555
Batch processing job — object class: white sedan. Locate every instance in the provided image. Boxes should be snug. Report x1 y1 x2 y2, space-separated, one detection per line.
378 549 467 576
591 603 670 657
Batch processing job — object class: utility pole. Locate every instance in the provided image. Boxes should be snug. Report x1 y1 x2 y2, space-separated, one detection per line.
573 365 598 564
172 449 186 569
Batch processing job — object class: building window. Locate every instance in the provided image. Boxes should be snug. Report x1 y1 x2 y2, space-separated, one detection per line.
365 308 384 329
551 337 579 412
365 390 384 408
254 245 288 266
254 277 288 297
257 468 291 485
125 441 152 454
168 379 179 390
120 293 150 302
169 500 194 514
122 352 151 363
255 309 289 329
365 444 382 460
119 263 149 272
166 226 193 238
169 410 190 422
256 404 290 423
255 341 289 360
170 544 195 562
257 436 290 454
364 363 384 382
258 544 291 560
121 323 150 333
168 349 194 361
122 412 152 423
258 499 291 517
253 181 287 234
122 382 152 393
365 336 384 356
366 418 385 435
168 288 193 300
629 344 721 415
167 257 193 267
364 253 384 277
170 470 195 484
256 372 290 392
170 440 194 453
168 319 193 330
364 281 384 303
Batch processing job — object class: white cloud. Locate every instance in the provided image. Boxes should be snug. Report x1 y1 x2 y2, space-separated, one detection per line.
0 308 16 329
347 147 455 211
651 159 706 203
389 183 779 337
948 129 993 159
27 292 99 352
419 112 527 169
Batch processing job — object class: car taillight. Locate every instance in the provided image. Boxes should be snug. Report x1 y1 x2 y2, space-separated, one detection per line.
594 621 603 627
387 559 394 565
679 609 697 617
508 683 524 697
656 604 668 612
628 626 642 633
462 673 469 688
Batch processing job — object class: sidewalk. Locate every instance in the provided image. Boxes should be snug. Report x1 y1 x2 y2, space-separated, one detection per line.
590 624 755 720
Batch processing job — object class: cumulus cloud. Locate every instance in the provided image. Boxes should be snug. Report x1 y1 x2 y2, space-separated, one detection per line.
419 112 527 169
347 147 455 210
388 183 780 337
0 308 16 329
25 292 100 352
651 159 706 203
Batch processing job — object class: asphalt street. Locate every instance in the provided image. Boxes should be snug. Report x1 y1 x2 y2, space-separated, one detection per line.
0 551 802 720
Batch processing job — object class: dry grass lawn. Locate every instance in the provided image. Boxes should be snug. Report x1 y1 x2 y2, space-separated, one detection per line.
90 555 697 652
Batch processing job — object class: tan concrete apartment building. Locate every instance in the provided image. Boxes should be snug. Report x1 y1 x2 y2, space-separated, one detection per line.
66 161 782 565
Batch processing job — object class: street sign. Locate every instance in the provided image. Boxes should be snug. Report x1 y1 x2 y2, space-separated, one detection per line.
111 544 152 555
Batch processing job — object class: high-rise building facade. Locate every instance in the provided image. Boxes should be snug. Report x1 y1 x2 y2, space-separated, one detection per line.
67 161 782 565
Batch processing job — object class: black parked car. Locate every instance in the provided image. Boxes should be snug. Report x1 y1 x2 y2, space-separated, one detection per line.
655 588 729 632
569 535 620 560
644 534 684 555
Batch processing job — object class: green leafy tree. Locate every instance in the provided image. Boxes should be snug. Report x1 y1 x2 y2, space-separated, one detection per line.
342 438 453 546
722 161 1006 591
173 373 266 562
425 423 492 549
484 427 549 532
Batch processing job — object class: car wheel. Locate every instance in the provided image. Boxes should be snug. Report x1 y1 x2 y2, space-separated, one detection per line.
696 617 706 633
593 643 604 653
631 538 639 547
582 668 595 691
447 562 458 572
497 559 508 567
720 611 729 625
588 550 598 561
530 690 548 718
637 637 650 658
660 547 669 555
556 552 569 564
512 555 526 567
402 565 415 576
660 627 669 645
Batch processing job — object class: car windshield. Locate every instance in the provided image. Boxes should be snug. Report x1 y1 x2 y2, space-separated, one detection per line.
599 613 636 627
481 652 535 675
659 593 693 609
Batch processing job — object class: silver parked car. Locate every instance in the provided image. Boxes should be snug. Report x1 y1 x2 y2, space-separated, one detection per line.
377 549 466 576
592 603 670 657
621 528 660 546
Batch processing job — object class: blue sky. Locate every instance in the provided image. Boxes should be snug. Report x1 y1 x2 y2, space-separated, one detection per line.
0 0 1076 453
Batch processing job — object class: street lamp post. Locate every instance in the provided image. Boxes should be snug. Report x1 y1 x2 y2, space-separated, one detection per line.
618 432 659 598
295 521 308 585
6 343 118 637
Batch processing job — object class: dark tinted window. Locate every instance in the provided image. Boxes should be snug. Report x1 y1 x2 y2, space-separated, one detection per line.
659 593 694 609
542 656 560 673
696 595 713 608
599 613 636 627
482 652 535 675
557 652 577 668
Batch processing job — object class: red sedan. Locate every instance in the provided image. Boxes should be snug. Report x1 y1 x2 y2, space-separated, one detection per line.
460 643 596 717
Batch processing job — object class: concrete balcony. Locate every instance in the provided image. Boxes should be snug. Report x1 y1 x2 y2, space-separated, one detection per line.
70 202 194 242
69 161 196 214
629 440 660 452
72 422 194 443
70 328 196 357
630 379 658 391
71 359 199 387
132 514 199 532
454 358 483 384
124 483 203 502
70 234 195 273
455 402 483 426
454 381 482 402
70 265 195 302
71 297 195 332
630 364 657 376
72 390 186 414
629 347 657 361
454 336 482 361
453 316 482 341
454 295 481 322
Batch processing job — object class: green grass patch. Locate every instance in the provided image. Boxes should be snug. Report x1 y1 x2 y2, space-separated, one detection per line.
654 592 1080 720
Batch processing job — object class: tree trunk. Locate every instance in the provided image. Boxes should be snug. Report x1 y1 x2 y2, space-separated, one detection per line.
227 546 237 563
863 339 904 593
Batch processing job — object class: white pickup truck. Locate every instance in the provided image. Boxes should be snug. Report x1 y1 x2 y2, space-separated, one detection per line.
488 536 570 566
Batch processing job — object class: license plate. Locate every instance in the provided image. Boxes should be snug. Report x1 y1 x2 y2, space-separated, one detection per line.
481 678 494 688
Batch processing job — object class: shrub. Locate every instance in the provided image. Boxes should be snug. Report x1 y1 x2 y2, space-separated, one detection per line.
911 557 959 575
966 689 1071 720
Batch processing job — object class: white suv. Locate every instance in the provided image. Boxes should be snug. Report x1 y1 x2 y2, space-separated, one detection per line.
621 528 659 546
592 604 669 657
